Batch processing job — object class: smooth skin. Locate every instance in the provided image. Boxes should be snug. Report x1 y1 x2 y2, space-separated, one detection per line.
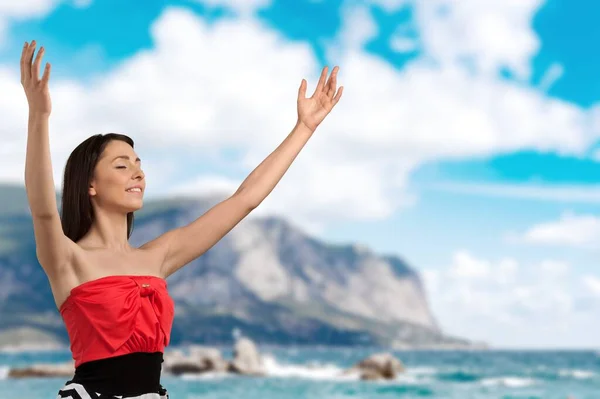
21 40 343 310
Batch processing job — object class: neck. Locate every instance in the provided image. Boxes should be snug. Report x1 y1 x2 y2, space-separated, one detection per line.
81 206 132 251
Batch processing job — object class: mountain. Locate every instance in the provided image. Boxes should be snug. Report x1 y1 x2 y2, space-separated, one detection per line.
0 183 474 348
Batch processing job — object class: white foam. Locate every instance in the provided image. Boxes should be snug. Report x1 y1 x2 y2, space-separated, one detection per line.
558 369 596 379
262 354 353 381
0 366 9 380
481 377 537 388
180 372 231 380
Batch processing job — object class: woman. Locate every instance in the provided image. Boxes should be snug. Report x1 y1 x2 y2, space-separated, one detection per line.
20 40 343 398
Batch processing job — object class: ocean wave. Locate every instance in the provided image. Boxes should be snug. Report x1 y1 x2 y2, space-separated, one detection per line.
180 372 233 380
480 377 537 388
262 354 354 381
558 369 596 379
436 370 480 382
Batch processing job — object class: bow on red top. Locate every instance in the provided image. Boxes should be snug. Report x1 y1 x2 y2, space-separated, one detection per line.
60 275 175 367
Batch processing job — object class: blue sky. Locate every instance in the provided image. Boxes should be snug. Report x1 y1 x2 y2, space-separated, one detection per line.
1 0 599 349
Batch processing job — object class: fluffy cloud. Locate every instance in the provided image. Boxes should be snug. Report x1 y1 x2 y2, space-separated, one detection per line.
518 212 600 249
370 0 543 78
417 0 544 79
423 251 598 347
582 275 600 297
0 0 63 45
2 1 600 233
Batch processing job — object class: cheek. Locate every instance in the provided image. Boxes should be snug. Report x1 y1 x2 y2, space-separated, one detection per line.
96 172 128 195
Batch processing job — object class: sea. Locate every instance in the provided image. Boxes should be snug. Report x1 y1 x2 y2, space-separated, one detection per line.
0 346 598 399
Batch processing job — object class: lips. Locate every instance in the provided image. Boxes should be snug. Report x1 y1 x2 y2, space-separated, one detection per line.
126 187 143 194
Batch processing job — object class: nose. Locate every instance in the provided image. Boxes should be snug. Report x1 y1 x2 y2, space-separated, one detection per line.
132 165 144 180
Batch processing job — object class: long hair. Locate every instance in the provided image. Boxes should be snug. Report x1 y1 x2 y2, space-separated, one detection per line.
60 133 136 243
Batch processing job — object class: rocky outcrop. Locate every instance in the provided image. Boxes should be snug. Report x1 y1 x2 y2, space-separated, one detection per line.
164 345 229 375
345 353 405 380
8 338 408 383
0 185 475 348
163 338 265 376
228 337 265 376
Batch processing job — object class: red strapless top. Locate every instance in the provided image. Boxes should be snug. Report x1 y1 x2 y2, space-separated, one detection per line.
59 275 175 368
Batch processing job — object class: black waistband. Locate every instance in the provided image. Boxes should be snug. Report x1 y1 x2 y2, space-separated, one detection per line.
70 352 165 396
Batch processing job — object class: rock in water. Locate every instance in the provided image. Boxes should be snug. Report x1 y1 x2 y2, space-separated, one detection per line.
8 362 74 378
347 353 404 380
228 337 265 376
163 346 228 375
189 345 229 373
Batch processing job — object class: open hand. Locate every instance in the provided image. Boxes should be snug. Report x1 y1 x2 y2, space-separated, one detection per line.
21 40 52 116
297 66 343 132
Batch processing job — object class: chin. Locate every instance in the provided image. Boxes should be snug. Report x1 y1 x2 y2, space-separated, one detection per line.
122 199 144 213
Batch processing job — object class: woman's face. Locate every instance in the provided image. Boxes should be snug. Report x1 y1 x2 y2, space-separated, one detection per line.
89 140 146 213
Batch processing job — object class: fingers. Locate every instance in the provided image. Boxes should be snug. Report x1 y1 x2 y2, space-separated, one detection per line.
27 41 37 79
20 41 51 88
333 86 344 105
326 66 339 98
32 46 45 82
301 66 343 106
41 62 52 86
20 42 29 84
20 41 38 85
298 78 307 99
314 66 328 95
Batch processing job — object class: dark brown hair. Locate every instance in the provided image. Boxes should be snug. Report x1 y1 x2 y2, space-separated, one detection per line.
60 133 135 242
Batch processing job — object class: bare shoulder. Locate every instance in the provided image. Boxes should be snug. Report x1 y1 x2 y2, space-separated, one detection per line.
138 230 176 273
47 243 165 310
134 243 168 277
138 230 174 253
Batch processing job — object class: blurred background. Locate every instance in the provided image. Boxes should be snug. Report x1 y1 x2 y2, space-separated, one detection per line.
0 0 599 398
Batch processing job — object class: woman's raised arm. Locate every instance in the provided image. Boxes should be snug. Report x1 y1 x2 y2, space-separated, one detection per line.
22 41 75 275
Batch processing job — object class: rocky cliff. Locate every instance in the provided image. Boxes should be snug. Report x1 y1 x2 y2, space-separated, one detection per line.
0 183 472 348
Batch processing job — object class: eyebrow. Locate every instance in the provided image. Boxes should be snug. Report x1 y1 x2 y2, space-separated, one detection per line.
112 155 141 163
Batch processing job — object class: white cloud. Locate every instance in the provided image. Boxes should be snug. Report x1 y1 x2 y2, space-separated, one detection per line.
424 251 599 348
539 259 570 278
519 213 600 249
337 5 378 50
0 0 59 17
448 250 491 279
2 1 600 234
428 182 600 203
413 0 543 79
169 175 239 198
0 0 63 45
582 275 600 297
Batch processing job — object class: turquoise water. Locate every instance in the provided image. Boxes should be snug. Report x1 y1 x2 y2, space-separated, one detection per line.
0 347 598 398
